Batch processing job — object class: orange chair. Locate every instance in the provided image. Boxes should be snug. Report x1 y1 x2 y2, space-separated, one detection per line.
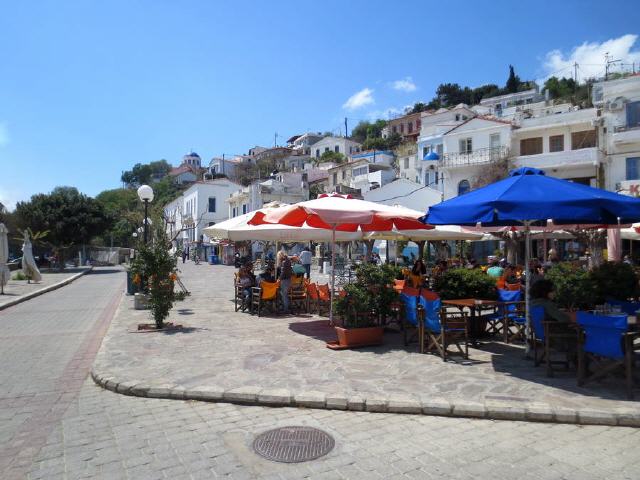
506 282 521 291
496 277 506 289
393 279 405 293
316 283 332 316
251 280 279 316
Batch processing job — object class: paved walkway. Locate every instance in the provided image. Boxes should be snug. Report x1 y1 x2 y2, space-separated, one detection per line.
0 267 92 310
93 262 640 426
1 263 639 479
26 379 640 480
0 267 124 480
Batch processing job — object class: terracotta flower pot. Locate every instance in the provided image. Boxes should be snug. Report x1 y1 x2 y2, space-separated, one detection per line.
333 326 384 348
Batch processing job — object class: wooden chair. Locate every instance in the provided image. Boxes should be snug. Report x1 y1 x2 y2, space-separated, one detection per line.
289 281 307 314
530 306 575 377
423 304 469 361
316 284 332 316
250 281 279 317
577 312 636 399
502 301 527 343
234 275 247 312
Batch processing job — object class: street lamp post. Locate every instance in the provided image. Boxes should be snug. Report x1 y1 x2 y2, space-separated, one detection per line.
137 185 154 244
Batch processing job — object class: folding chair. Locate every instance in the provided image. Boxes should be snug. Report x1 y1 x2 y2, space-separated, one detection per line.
502 301 526 343
400 292 419 346
251 281 279 317
485 289 520 337
605 298 640 315
577 312 636 399
423 300 468 361
530 306 575 377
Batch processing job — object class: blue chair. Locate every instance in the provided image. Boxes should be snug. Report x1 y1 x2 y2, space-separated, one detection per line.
530 305 575 377
605 298 640 315
485 289 521 337
577 312 635 399
421 298 468 361
400 292 419 346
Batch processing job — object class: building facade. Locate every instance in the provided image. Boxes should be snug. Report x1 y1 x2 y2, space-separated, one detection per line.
311 136 361 159
163 179 243 244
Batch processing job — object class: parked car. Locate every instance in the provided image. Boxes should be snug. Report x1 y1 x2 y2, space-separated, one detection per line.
7 257 22 271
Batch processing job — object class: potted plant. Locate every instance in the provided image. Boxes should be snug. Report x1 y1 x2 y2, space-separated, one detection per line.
545 262 596 310
129 239 179 330
330 263 398 349
433 268 498 301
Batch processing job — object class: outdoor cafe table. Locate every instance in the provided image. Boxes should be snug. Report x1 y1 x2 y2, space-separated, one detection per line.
442 299 499 343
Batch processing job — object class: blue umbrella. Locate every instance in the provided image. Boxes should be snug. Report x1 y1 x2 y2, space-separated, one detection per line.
422 167 640 353
425 167 640 226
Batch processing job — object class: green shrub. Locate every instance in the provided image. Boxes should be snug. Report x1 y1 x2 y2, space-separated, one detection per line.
545 262 595 310
12 271 27 281
129 240 179 329
589 261 639 303
433 268 498 300
335 263 399 328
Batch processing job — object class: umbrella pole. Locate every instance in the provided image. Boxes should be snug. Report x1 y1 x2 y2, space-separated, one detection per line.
329 225 336 326
524 221 532 358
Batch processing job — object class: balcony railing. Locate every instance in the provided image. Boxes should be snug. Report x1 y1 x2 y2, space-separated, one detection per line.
441 146 509 168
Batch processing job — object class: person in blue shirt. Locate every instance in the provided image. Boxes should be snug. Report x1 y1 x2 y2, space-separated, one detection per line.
486 260 504 278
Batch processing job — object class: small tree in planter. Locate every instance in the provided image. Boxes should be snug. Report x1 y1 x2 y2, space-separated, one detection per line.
129 239 178 329
589 261 640 303
545 262 595 310
433 268 498 300
332 263 399 348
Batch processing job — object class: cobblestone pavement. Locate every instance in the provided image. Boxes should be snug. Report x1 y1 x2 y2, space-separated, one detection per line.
0 267 91 309
94 262 639 425
3 263 640 479
24 380 640 479
0 267 124 479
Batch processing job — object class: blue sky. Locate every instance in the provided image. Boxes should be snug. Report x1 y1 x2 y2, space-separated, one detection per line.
1 0 639 208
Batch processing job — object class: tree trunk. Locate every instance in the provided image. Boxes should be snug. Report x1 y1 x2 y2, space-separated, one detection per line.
363 240 375 262
416 241 426 260
58 249 65 272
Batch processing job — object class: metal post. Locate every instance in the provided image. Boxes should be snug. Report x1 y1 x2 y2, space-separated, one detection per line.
524 221 532 357
143 200 149 244
329 225 336 325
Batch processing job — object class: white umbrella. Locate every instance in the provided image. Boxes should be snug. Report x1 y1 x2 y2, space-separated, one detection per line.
202 207 361 243
21 231 42 283
248 194 432 322
621 224 640 241
0 224 9 294
364 225 483 242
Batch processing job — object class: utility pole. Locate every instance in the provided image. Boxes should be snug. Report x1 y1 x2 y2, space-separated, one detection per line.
573 62 578 84
605 52 610 80
274 132 278 147
344 117 348 138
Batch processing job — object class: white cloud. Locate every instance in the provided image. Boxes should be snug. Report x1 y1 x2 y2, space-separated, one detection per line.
365 106 405 121
541 34 640 82
0 123 9 147
391 77 417 92
343 88 375 110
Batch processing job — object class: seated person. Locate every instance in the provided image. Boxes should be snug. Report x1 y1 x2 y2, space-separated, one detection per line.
486 260 504 278
238 264 256 302
256 266 275 285
409 259 427 288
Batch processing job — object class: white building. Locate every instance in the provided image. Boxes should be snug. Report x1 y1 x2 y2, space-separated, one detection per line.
511 107 600 185
311 136 361 159
363 178 442 212
409 104 476 189
227 176 308 218
592 75 640 194
479 88 544 118
326 158 395 195
287 132 323 155
440 116 513 199
163 179 242 245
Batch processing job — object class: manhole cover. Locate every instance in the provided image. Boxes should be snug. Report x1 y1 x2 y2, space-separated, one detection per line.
253 426 335 463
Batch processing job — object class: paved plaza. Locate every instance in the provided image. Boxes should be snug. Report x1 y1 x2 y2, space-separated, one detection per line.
93 262 640 426
0 267 91 310
1 265 640 479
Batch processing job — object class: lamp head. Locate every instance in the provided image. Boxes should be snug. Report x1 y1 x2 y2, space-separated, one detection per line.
137 184 154 202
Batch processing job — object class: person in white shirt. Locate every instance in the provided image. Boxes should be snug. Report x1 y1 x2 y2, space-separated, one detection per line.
299 247 312 279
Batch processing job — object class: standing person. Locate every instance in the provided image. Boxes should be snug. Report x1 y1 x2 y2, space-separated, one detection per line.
279 253 293 314
486 260 504 278
409 259 427 288
299 246 312 279
182 245 188 264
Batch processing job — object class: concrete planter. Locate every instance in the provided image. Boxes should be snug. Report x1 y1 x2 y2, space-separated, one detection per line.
134 293 149 310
